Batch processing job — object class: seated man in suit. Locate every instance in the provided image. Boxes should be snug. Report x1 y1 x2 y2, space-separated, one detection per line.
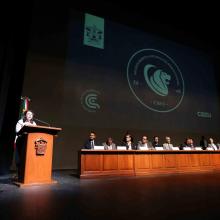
163 136 174 150
152 136 162 149
103 137 117 150
122 133 136 150
83 131 98 149
137 135 153 150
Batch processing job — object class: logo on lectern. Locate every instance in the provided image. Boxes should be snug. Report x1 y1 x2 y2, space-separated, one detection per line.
35 138 47 155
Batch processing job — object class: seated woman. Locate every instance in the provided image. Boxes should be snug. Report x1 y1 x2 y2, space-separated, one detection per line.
137 135 153 150
152 136 162 149
208 138 218 150
180 138 195 150
103 137 117 150
122 133 136 150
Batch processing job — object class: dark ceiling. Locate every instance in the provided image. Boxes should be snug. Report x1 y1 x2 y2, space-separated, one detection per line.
71 1 220 52
5 1 220 54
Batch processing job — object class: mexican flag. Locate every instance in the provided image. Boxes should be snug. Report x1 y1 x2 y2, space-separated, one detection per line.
19 96 30 119
14 97 31 149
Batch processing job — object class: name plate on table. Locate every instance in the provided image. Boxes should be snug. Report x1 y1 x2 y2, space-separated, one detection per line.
117 146 127 150
172 147 180 150
155 147 164 150
94 146 104 150
207 147 214 151
139 147 149 150
195 147 202 150
183 147 192 150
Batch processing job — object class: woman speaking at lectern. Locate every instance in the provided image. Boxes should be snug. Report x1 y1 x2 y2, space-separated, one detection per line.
15 110 37 177
15 110 36 133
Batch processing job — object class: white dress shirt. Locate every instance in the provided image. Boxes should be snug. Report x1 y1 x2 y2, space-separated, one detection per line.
127 143 132 150
209 143 218 150
16 119 36 133
90 140 95 149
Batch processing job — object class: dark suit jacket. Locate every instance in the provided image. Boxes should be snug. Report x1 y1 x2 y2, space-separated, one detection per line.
122 142 136 150
83 139 98 149
152 142 162 148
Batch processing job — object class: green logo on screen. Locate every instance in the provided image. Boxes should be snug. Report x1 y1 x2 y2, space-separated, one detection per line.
127 49 184 113
85 25 103 45
81 90 101 113
84 13 104 49
144 64 171 96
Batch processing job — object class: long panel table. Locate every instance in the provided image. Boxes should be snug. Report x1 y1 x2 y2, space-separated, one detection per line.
79 150 220 178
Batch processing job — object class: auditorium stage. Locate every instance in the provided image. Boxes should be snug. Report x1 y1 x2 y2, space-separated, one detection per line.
1 170 220 219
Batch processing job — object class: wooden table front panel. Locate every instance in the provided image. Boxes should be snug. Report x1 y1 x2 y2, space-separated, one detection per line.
80 150 220 178
103 154 118 171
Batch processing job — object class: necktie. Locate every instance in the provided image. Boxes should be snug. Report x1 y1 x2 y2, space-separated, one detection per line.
91 140 94 149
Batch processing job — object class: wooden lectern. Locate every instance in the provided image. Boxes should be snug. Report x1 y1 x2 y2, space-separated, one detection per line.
15 125 62 187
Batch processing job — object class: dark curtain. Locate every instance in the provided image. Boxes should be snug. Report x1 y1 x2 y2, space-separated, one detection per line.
0 4 33 174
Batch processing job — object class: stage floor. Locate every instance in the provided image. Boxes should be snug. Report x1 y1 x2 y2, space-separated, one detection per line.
1 170 220 219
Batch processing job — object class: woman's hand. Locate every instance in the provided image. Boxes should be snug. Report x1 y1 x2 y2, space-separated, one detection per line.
24 122 33 126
